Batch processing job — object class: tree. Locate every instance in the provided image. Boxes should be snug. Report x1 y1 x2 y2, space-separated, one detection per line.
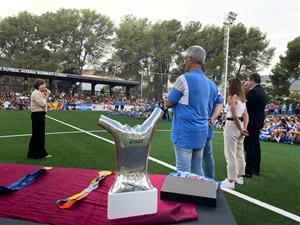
106 15 153 97
0 11 277 99
198 25 224 82
175 22 224 83
0 11 45 69
38 9 114 73
170 22 288 99
173 21 203 78
176 23 274 84
112 15 152 80
271 36 300 96
289 91 300 104
0 9 114 73
149 19 182 99
229 23 275 80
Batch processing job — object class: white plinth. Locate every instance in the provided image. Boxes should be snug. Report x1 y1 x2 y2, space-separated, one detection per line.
107 188 158 220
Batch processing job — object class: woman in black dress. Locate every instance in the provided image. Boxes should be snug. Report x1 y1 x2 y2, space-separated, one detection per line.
28 79 52 159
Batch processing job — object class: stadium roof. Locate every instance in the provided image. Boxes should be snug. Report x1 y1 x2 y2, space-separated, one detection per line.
0 67 139 88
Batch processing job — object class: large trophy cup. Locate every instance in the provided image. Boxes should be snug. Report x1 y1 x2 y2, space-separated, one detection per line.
97 107 163 219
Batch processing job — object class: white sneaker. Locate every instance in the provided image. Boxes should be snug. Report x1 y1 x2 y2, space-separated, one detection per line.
221 179 235 189
236 177 244 185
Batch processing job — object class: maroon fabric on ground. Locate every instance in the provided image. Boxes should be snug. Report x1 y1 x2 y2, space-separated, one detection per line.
0 163 198 225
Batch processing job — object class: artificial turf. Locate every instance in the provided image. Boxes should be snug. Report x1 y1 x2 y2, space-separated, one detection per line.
0 110 299 225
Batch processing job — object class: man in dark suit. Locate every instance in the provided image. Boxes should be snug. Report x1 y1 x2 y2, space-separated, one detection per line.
244 73 267 177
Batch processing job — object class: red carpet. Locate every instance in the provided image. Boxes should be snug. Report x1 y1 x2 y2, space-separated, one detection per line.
0 163 197 225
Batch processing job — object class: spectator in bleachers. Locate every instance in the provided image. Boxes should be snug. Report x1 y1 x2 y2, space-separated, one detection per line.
292 121 300 144
274 105 279 117
268 102 276 114
286 118 297 144
0 92 30 110
281 102 287 116
295 103 300 116
120 98 125 112
288 103 293 116
114 98 120 112
3 100 10 110
259 114 299 145
274 122 287 143
259 122 273 141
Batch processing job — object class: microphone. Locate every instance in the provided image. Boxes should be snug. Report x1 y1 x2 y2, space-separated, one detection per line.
45 89 57 100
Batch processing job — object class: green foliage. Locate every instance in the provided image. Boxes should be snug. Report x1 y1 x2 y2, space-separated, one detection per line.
229 23 275 80
0 9 114 73
113 15 152 80
174 22 274 83
0 12 41 68
149 19 182 99
176 23 224 82
289 91 300 103
261 81 276 99
271 36 300 96
0 110 299 225
0 10 275 98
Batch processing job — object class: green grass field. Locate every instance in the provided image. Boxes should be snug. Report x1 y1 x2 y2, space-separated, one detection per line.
0 110 299 225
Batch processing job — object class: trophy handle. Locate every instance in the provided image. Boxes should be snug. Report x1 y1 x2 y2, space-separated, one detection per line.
97 115 124 136
139 107 164 138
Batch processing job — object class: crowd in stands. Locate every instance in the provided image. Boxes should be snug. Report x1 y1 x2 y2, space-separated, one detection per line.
215 110 227 130
214 102 300 145
107 98 159 119
259 115 300 144
258 102 300 145
265 101 300 116
201 101 300 145
0 92 30 110
0 91 161 119
1 92 299 144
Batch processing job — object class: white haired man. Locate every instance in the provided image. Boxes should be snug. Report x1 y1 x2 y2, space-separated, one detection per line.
164 45 210 176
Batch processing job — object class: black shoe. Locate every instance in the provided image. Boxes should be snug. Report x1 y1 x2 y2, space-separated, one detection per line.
242 174 253 178
253 171 260 176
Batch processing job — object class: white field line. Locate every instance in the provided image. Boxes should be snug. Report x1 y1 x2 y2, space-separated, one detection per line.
222 188 300 222
45 116 115 145
5 115 299 222
0 130 107 138
0 130 222 139
45 115 299 222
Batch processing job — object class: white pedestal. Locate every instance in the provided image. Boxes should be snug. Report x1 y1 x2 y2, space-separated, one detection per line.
107 188 158 220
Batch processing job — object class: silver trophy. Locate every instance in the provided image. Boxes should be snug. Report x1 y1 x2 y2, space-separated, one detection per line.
97 107 163 219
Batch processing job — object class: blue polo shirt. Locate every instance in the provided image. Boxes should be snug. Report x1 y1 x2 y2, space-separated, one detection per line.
207 80 223 140
168 69 210 149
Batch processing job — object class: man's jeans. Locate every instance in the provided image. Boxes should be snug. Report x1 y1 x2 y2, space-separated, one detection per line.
174 145 204 176
203 139 215 179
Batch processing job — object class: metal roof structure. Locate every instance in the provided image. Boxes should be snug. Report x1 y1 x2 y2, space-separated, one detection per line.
0 67 139 88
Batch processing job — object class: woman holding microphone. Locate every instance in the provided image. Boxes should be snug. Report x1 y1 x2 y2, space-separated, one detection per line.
28 79 52 159
221 78 249 189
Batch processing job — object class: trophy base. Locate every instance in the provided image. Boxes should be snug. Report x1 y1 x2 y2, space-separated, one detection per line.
160 176 217 207
107 188 158 219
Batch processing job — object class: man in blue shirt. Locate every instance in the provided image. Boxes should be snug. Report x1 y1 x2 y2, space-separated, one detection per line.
203 80 223 179
114 99 119 112
165 45 210 176
120 98 125 112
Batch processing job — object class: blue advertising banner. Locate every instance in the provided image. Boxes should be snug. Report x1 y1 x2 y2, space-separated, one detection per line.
75 104 93 111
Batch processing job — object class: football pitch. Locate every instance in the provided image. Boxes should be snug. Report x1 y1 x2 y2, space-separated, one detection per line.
0 110 299 225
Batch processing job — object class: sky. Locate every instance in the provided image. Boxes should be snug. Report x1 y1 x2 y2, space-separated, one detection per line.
0 0 299 74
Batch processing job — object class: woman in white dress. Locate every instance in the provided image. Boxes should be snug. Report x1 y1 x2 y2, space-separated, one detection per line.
221 78 249 189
